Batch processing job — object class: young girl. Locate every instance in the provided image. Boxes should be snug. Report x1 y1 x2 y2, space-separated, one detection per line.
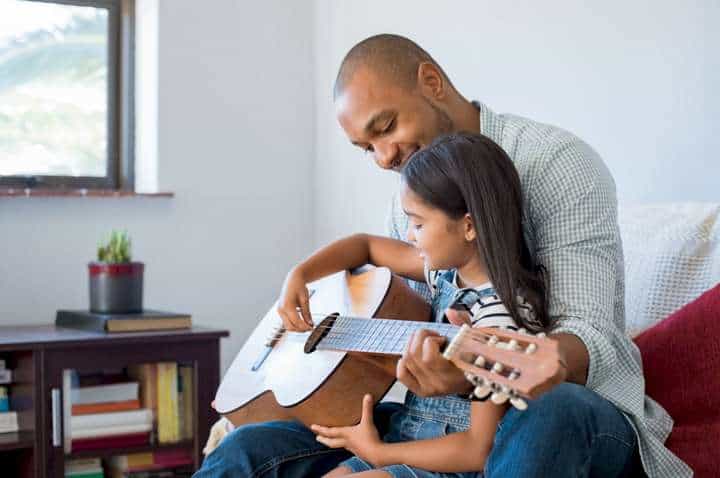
277 132 550 478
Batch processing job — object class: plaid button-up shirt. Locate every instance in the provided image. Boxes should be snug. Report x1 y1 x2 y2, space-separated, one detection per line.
386 102 692 477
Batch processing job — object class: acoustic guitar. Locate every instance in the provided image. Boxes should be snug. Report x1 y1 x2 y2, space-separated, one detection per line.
214 267 563 428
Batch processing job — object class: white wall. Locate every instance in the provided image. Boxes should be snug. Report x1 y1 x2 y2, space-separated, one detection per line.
2 0 718 377
0 0 316 374
313 0 720 244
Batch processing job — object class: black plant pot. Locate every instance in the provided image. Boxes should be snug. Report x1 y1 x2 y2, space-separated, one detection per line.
88 262 144 314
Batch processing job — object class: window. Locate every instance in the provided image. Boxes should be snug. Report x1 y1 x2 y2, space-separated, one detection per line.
0 0 134 191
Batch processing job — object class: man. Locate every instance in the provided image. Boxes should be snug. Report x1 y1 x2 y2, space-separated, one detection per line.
195 35 691 477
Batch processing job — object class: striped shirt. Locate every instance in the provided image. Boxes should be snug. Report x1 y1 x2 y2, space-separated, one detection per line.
426 268 526 330
387 102 692 477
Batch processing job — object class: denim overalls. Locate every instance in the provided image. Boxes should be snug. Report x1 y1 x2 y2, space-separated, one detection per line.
340 270 499 478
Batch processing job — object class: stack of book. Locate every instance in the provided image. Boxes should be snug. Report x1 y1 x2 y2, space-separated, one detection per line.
128 362 194 444
65 458 104 478
0 359 18 434
107 449 193 478
60 361 194 454
67 380 153 452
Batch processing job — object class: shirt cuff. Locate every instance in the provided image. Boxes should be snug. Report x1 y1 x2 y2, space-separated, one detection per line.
551 316 617 392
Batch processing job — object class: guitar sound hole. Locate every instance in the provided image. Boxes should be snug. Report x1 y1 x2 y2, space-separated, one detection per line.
303 312 340 353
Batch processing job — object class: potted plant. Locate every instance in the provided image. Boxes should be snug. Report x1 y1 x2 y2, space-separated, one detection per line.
89 230 144 314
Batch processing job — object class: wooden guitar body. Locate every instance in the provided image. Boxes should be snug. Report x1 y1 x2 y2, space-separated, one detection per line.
214 267 431 428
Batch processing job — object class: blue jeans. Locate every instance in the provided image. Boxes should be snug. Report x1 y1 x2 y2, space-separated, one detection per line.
193 383 644 478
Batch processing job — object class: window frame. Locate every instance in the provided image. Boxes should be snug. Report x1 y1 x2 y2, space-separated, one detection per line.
0 0 135 191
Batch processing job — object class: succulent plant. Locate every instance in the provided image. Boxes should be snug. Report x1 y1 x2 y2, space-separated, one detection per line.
97 230 132 263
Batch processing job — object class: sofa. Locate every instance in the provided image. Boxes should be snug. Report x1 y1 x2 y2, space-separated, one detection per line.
620 202 720 477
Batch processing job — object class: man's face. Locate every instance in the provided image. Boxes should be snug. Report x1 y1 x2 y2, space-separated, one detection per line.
335 68 453 172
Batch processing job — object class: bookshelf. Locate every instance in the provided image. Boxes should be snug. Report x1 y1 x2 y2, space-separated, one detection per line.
0 325 228 478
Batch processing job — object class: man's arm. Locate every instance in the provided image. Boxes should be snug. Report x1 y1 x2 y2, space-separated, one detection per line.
529 138 623 391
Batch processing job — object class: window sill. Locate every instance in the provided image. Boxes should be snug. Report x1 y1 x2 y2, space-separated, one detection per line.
0 188 174 198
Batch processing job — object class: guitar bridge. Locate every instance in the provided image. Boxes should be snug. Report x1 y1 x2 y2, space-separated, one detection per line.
251 324 285 372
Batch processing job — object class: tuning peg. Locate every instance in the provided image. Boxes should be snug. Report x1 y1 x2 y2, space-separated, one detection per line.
508 370 520 381
507 339 519 351
487 335 499 346
517 327 528 335
465 372 483 387
536 332 547 339
474 355 486 368
491 362 504 373
525 343 537 354
473 378 493 399
509 394 528 410
490 385 510 404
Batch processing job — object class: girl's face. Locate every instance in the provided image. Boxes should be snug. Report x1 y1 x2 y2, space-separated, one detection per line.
400 184 475 271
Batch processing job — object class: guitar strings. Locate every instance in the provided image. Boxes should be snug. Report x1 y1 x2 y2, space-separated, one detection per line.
279 322 498 345
273 313 532 349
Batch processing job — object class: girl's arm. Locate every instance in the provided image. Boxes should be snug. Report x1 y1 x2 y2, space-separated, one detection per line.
295 233 424 283
313 396 507 473
278 233 425 331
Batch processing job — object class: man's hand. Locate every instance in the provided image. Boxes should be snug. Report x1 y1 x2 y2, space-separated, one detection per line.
311 394 384 465
550 333 586 385
397 308 474 397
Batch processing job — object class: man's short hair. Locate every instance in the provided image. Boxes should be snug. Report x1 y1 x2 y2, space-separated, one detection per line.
333 34 452 100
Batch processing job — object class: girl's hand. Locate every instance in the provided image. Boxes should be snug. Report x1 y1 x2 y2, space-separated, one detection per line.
277 267 314 331
445 308 472 326
311 394 384 466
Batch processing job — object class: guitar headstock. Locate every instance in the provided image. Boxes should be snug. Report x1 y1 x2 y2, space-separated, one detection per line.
443 325 565 410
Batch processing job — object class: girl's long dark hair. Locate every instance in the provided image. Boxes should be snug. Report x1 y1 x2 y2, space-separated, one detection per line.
402 132 551 332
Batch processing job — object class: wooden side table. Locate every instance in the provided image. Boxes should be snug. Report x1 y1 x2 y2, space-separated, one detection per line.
0 325 228 478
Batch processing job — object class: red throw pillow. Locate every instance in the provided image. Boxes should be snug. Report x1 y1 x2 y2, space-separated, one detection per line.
634 283 720 478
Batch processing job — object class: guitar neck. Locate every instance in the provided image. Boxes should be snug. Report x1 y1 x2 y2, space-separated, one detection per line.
314 316 459 355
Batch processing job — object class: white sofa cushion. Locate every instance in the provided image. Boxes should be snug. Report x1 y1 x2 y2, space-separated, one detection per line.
618 202 720 335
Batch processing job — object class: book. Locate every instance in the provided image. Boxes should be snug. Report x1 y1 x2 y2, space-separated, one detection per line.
66 471 103 478
72 431 150 452
156 362 180 444
72 399 140 415
128 364 158 436
0 386 8 412
153 447 193 467
72 422 153 439
63 370 73 453
178 365 194 440
71 408 153 431
0 368 11 384
111 452 154 469
56 310 192 333
0 411 18 433
72 382 139 405
108 448 193 476
65 458 103 478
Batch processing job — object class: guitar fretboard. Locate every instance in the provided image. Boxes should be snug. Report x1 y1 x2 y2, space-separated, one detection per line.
315 316 459 355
